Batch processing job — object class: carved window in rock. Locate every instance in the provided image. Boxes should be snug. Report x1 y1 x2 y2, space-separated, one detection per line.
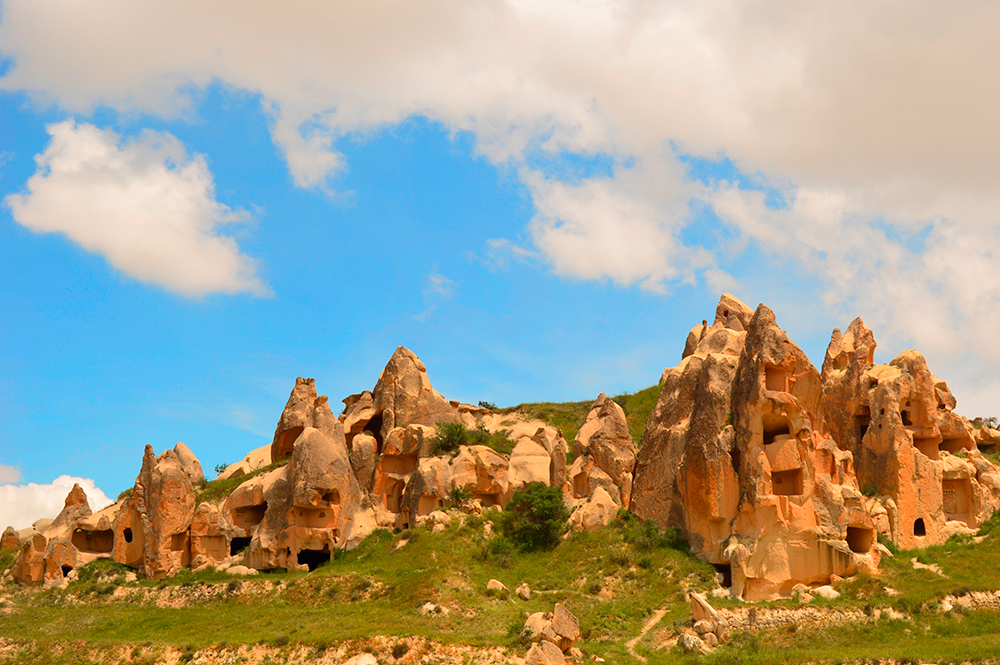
573 472 589 498
230 537 251 556
72 528 114 554
762 415 792 446
913 518 926 536
913 436 941 460
771 468 804 496
274 426 305 460
940 437 972 454
170 532 189 552
295 507 338 529
297 546 331 572
942 479 972 525
846 526 873 553
712 563 733 588
233 502 268 529
322 490 341 505
854 407 871 448
764 365 789 392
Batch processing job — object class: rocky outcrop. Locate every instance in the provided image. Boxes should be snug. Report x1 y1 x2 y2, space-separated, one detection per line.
821 319 1000 548
570 393 636 506
12 482 122 587
632 294 880 600
112 446 198 580
1 526 18 550
270 378 342 461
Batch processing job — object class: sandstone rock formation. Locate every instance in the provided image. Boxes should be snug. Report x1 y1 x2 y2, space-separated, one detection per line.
821 318 1000 548
570 393 637 506
1 526 18 550
632 294 881 600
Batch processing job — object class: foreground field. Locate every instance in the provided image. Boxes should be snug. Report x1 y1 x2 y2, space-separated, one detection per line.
5 511 1000 665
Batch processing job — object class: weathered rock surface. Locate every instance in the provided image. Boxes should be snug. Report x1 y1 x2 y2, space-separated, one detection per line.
821 319 1000 549
632 295 881 600
0 526 19 550
571 393 637 506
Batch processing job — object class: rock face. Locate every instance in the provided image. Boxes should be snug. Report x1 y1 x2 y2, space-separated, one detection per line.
12 483 121 587
270 378 342 461
19 308 999 593
821 318 1000 548
632 295 881 600
113 445 198 580
570 393 637 506
1 526 19 550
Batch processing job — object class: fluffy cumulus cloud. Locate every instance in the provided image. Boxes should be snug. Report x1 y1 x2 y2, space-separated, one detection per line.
0 475 114 531
5 1 1000 397
5 121 269 297
0 464 22 484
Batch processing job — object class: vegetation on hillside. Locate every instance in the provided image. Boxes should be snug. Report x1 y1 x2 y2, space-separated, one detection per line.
194 460 288 505
428 422 516 457
6 513 1000 663
500 383 662 446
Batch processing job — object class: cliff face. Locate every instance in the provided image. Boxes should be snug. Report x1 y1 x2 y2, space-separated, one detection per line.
11 294 1000 600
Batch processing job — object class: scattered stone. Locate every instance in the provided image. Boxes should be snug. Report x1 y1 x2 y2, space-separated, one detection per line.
679 633 709 655
813 585 840 600
525 640 566 665
486 579 509 596
517 582 531 600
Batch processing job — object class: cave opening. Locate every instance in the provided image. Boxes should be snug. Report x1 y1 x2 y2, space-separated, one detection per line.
914 518 926 536
772 468 804 496
846 526 873 553
230 537 251 556
275 426 305 460
712 563 733 588
762 416 792 446
297 547 331 572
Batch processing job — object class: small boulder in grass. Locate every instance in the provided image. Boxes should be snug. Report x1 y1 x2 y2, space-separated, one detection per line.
487 579 509 596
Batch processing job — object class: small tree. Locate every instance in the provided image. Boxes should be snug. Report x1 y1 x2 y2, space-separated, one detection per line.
498 482 568 551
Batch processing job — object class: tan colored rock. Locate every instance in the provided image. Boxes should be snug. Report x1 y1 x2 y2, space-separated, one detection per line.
12 533 46 586
112 445 197 579
270 378 341 461
487 578 509 595
679 633 710 655
349 432 378 491
342 347 460 449
573 394 637 506
568 486 618 533
188 503 232 569
633 296 881 600
173 442 205 485
549 603 580 651
822 319 1000 549
1 526 18 550
216 443 272 481
525 641 565 665
517 582 531 600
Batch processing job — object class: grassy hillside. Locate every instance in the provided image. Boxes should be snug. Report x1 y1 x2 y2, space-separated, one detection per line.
502 383 663 446
6 513 1000 663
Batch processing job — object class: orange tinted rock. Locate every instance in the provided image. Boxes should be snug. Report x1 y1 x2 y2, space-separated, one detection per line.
0 526 18 550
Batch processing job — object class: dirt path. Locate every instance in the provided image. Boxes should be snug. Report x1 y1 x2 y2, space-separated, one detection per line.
626 606 668 663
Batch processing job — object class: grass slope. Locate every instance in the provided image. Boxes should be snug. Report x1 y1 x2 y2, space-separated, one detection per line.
503 383 662 446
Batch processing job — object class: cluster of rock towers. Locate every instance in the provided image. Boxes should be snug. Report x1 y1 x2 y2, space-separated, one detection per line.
7 294 1000 601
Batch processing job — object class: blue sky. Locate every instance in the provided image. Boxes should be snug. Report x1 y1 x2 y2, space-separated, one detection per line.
3 1 1000 529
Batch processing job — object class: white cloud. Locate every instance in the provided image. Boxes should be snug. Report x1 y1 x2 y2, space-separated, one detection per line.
0 464 22 484
4 1 1000 375
0 475 114 531
5 120 270 297
415 272 457 322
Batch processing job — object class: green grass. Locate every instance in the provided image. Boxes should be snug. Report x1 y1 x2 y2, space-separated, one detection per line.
194 460 287 505
10 515 1000 663
0 514 712 661
501 383 662 447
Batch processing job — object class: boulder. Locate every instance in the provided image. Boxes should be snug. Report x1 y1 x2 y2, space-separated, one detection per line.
215 443 272 481
525 641 566 665
487 579 509 596
574 393 637 506
549 603 580 651
0 526 18 550
517 582 532 600
568 486 618 533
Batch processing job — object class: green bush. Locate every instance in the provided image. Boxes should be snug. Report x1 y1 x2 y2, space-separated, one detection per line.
497 482 568 551
429 422 515 456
